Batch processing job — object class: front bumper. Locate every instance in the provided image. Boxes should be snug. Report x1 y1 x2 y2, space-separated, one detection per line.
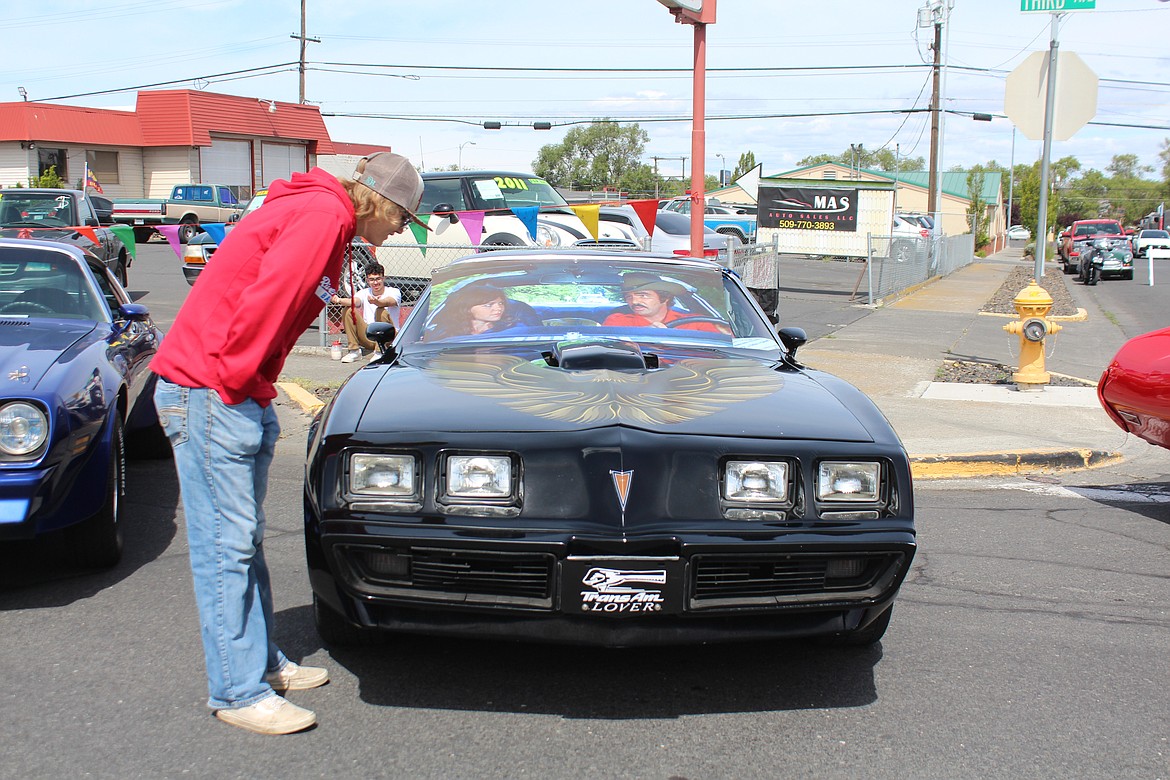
307 525 916 646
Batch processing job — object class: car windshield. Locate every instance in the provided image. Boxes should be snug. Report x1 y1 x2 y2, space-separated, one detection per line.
464 175 569 211
0 194 76 227
1143 230 1168 238
0 247 107 320
397 256 780 353
1076 223 1121 236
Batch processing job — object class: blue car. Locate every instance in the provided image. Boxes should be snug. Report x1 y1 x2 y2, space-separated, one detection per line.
0 238 165 568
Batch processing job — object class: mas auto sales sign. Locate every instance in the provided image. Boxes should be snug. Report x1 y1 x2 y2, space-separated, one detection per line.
759 186 858 232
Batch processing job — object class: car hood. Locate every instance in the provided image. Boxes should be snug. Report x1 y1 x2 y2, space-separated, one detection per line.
0 319 95 389
350 345 879 442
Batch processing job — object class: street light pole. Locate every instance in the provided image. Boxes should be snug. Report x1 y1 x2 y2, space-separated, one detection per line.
458 141 476 170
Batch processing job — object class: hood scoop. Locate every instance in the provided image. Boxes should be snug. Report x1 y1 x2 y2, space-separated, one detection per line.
543 338 658 371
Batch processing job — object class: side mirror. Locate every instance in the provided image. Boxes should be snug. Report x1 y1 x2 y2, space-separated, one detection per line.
85 217 100 227
777 326 807 357
433 203 459 223
119 302 150 320
366 321 397 361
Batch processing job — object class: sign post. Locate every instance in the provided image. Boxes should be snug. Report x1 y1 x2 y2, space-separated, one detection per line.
1004 4 1097 282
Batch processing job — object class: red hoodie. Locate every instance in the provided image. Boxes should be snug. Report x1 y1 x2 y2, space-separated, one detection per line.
152 168 356 406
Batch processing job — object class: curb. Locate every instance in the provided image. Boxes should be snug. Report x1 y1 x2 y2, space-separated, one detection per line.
911 448 1123 479
277 382 326 416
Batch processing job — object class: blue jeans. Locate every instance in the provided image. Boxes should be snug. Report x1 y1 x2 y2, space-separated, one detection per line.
154 378 290 710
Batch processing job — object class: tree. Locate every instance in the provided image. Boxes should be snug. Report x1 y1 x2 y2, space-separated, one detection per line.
965 166 989 250
1159 138 1170 185
1106 154 1152 180
30 165 65 188
732 151 757 181
797 146 925 173
533 120 649 191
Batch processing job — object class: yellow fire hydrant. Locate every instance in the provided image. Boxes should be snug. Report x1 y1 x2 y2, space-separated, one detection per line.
1002 280 1062 391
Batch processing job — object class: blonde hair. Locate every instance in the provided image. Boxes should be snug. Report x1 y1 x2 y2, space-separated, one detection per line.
339 178 408 225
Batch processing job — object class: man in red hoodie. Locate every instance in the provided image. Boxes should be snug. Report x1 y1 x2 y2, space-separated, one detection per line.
152 153 426 735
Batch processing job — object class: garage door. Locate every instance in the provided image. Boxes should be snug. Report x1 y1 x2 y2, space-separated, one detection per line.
261 142 308 187
199 138 251 187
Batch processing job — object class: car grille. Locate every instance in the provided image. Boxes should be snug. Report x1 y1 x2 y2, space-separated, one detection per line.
336 545 904 613
339 545 556 608
689 552 904 610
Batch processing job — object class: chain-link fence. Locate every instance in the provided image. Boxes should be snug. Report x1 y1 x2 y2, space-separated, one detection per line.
863 233 976 305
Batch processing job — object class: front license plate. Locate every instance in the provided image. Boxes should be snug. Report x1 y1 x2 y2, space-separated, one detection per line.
561 557 684 617
133 219 144 225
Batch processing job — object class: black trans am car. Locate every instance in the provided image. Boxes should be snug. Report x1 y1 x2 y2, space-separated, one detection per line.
305 251 916 648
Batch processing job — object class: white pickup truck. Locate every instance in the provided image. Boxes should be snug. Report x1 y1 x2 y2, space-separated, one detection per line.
112 184 244 244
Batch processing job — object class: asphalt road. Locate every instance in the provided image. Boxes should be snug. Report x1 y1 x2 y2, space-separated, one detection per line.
1 243 1167 779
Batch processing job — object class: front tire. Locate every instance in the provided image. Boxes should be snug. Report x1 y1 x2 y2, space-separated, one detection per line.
64 416 124 569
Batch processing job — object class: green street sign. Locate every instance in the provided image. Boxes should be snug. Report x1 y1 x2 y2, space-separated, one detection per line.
1021 0 1095 11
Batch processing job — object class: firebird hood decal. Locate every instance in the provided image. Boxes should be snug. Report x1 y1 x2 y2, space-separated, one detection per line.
426 353 785 426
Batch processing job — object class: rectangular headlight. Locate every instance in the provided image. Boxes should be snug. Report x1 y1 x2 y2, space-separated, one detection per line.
724 460 788 503
817 461 881 503
349 453 417 499
446 454 514 499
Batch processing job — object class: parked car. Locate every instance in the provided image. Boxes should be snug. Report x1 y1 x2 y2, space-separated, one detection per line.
596 204 653 250
1007 225 1031 241
0 188 132 286
1130 229 1170 258
111 183 245 244
888 213 930 263
304 250 917 649
898 212 936 232
0 238 166 568
1098 326 1170 451
1059 219 1124 274
652 210 739 261
660 198 757 243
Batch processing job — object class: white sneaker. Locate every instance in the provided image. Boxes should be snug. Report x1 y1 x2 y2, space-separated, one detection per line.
340 350 361 364
265 661 330 692
214 695 316 735
368 349 383 362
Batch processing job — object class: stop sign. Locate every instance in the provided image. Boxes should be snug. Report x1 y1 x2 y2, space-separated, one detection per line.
1004 50 1098 141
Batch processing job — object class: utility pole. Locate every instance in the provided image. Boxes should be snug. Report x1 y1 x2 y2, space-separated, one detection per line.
922 0 953 237
926 9 942 219
290 0 321 104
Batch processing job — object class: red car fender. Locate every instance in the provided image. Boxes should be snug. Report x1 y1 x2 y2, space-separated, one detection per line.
1097 326 1170 449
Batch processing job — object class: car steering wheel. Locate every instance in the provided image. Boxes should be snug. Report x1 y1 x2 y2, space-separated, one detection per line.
665 315 729 328
0 300 53 315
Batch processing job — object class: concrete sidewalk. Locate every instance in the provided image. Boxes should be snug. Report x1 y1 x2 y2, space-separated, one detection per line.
277 248 1139 479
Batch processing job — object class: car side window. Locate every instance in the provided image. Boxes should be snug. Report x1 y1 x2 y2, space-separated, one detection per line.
420 179 467 212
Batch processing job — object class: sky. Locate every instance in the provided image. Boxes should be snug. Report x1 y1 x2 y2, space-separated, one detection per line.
3 0 1168 182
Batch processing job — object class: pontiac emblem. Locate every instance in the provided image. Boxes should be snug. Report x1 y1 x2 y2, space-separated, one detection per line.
610 470 633 511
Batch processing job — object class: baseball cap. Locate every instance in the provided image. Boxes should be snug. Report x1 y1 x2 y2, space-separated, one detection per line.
621 272 687 297
353 152 430 230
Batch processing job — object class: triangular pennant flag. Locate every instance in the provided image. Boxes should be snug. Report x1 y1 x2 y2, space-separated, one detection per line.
202 223 227 244
511 206 539 242
408 220 429 255
570 205 600 239
629 199 659 236
107 224 136 259
456 211 486 247
73 227 100 244
155 224 183 258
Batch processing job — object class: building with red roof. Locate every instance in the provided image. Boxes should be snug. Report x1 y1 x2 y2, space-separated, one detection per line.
0 90 366 199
